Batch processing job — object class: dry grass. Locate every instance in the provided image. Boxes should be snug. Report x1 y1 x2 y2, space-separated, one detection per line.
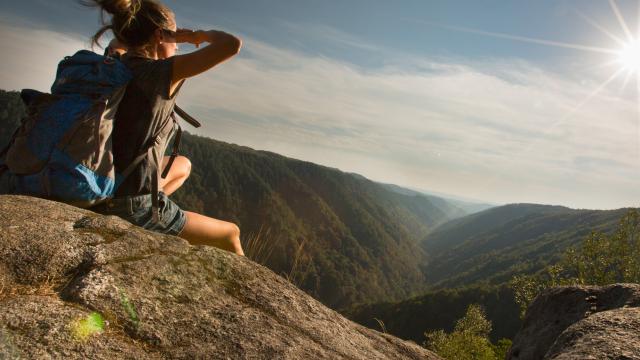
244 224 277 266
286 238 314 288
0 275 60 301
243 224 314 289
374 318 388 334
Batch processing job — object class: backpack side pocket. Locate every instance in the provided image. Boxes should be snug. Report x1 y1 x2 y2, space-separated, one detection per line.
5 94 58 175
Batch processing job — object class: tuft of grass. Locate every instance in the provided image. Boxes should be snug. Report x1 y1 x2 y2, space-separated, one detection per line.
286 238 314 288
374 318 387 334
118 288 140 329
244 224 277 266
243 224 314 289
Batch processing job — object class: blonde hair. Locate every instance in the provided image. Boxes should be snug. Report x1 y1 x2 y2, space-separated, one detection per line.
81 0 174 49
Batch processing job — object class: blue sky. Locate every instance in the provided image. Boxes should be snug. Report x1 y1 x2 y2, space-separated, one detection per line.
1 0 639 209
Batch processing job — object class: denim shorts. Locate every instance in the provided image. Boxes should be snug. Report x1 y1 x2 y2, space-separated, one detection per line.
91 192 187 236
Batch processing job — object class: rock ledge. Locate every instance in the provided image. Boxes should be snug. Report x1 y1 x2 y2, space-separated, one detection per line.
0 195 438 359
507 283 640 360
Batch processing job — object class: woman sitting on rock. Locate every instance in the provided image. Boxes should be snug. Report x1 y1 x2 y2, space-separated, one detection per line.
85 0 244 256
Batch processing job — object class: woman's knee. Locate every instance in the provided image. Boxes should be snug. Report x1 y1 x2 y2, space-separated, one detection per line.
229 223 240 239
228 223 243 253
178 156 191 177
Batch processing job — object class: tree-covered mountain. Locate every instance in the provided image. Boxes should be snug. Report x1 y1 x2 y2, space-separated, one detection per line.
169 133 441 308
0 89 466 309
421 204 633 289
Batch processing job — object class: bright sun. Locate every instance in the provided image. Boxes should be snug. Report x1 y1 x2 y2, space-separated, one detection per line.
617 40 640 73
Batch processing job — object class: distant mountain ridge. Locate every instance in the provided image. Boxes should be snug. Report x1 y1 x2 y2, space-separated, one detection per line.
378 182 494 218
421 203 632 289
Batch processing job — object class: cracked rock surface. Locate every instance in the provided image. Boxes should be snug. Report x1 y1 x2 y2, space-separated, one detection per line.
507 283 640 360
0 195 439 359
545 307 640 359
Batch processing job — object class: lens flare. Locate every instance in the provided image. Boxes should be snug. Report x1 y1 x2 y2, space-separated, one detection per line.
617 40 640 73
71 312 105 341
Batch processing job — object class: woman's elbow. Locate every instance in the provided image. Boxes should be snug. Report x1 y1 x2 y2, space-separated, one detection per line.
229 36 242 55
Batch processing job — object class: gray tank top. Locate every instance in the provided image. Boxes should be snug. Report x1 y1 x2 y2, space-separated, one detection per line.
113 55 184 197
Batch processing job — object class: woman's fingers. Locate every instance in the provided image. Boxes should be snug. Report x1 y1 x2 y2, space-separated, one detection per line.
174 29 192 39
173 29 214 49
174 29 204 47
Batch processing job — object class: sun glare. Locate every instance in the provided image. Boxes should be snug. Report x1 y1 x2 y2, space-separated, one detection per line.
422 0 640 157
617 40 640 73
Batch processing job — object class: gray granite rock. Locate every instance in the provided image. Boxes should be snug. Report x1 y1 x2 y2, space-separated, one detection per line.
545 307 640 359
507 283 640 360
0 195 439 360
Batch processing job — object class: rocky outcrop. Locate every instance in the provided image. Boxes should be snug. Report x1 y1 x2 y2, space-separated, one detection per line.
0 195 439 359
545 307 640 359
507 283 640 360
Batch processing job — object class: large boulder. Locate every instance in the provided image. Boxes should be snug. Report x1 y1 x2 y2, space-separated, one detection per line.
507 283 640 360
545 307 640 359
0 195 439 359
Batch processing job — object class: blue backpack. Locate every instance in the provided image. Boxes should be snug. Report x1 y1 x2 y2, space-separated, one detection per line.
0 50 199 211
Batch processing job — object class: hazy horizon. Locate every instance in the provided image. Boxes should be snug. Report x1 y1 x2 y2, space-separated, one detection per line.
1 0 639 210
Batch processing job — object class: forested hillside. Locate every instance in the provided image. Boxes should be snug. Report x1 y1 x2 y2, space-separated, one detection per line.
0 89 468 309
346 284 520 344
421 204 632 289
347 206 638 346
170 133 438 308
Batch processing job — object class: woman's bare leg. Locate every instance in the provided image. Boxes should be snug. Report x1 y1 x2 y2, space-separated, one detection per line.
178 211 245 256
159 156 191 196
159 155 243 256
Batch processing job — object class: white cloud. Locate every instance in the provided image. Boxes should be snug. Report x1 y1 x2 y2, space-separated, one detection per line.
181 37 640 209
0 20 89 92
277 21 383 53
1 19 638 209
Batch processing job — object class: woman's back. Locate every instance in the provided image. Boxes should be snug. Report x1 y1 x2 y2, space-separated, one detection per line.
113 55 182 197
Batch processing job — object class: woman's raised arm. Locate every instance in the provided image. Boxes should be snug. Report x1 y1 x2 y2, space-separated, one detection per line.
171 29 242 85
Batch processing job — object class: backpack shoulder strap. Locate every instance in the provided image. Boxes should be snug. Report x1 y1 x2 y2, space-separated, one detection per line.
174 105 201 128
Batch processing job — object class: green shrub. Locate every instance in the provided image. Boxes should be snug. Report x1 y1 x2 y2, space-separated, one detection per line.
510 209 640 318
424 304 512 359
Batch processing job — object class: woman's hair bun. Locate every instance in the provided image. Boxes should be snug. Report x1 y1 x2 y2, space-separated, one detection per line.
105 0 132 15
91 0 133 15
84 0 172 49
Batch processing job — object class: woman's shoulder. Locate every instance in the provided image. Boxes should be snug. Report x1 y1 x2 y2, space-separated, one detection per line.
122 55 177 100
122 54 173 72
